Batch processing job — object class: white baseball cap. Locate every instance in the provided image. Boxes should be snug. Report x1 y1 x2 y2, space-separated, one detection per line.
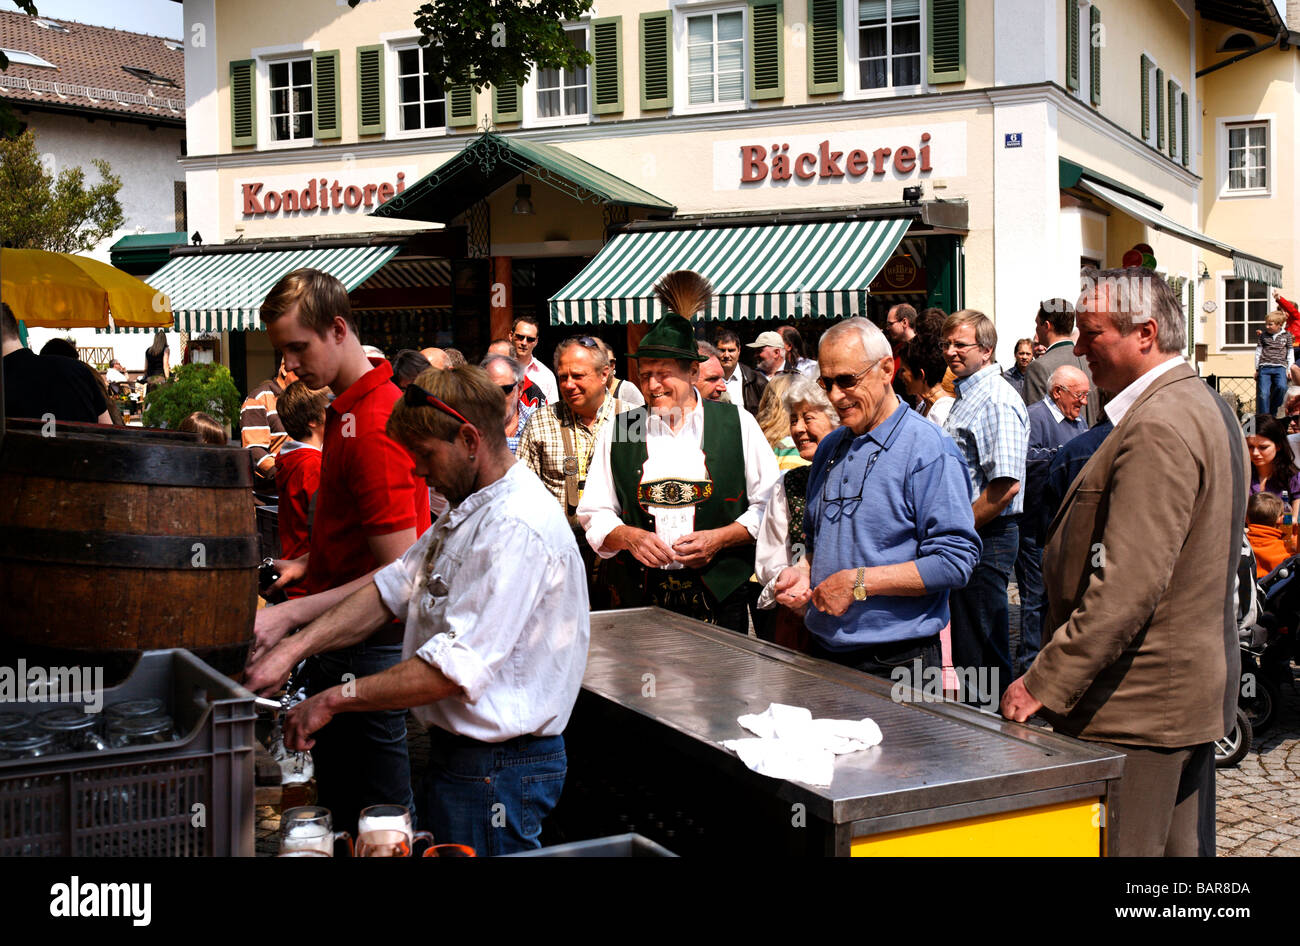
745 331 785 349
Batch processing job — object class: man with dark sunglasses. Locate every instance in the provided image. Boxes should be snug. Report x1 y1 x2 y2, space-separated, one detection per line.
511 315 557 405
772 317 980 683
481 353 536 455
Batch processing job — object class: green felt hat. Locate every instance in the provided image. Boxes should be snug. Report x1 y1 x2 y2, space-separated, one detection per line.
632 313 707 361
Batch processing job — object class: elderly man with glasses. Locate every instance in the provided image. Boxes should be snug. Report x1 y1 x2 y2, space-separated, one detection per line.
941 310 1029 706
481 353 537 455
773 317 979 680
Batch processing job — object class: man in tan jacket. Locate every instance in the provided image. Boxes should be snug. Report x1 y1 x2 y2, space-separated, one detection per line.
1001 268 1247 857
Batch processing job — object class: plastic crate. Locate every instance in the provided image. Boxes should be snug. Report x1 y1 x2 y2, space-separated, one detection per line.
504 833 677 857
0 649 256 857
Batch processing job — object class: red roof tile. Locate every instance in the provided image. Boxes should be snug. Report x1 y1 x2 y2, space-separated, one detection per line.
0 10 185 122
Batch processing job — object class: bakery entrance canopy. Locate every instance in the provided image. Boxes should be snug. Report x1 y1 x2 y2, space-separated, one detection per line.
549 218 913 325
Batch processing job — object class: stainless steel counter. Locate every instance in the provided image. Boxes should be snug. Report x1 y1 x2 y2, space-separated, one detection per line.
579 608 1124 848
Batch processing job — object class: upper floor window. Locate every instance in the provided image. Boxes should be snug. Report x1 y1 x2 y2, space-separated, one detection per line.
535 25 589 119
396 45 446 131
1226 121 1267 193
686 9 745 106
857 0 921 90
269 57 312 141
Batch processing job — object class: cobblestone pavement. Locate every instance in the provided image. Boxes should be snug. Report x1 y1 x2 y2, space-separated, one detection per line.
1215 674 1300 857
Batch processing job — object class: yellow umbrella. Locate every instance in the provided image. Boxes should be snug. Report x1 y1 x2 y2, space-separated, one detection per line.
0 247 172 329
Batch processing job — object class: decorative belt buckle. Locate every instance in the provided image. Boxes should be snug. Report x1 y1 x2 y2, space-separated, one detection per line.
562 455 580 476
638 478 713 507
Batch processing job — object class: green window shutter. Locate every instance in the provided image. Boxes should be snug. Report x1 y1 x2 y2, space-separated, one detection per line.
1167 79 1177 157
749 0 784 100
640 11 673 110
1065 0 1079 91
492 83 523 124
928 0 966 84
356 45 384 136
313 49 341 139
1089 5 1101 105
807 0 842 95
1155 67 1164 149
230 59 256 147
447 85 477 128
592 17 624 114
1140 55 1151 140
1181 91 1190 167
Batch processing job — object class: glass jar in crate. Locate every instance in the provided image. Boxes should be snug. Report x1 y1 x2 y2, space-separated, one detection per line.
107 716 176 748
0 712 34 739
36 708 108 753
0 733 56 760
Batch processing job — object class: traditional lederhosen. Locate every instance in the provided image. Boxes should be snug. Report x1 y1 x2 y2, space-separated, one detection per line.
606 400 752 624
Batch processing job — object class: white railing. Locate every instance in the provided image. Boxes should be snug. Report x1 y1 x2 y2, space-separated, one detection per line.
0 74 182 112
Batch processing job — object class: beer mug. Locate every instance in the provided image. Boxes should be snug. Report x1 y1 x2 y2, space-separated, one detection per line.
421 844 477 858
281 806 352 857
356 829 432 857
357 804 434 855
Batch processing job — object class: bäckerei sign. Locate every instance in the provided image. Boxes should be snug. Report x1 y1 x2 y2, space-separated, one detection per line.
713 122 966 191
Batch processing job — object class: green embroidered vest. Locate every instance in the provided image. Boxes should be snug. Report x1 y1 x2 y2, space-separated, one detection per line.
608 399 752 602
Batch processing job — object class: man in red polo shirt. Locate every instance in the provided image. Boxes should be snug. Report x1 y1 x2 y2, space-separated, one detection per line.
245 268 430 833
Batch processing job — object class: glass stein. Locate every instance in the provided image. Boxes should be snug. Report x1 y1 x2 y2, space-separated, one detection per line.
357 804 435 856
36 707 108 753
280 806 352 857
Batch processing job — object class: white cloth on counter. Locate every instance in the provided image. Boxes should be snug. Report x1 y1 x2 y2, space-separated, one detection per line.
720 703 883 787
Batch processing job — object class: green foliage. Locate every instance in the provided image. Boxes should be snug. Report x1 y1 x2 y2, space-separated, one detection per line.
348 0 594 92
143 362 242 431
0 130 125 252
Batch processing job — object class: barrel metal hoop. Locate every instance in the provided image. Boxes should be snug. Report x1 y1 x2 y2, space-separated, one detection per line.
0 431 253 487
0 528 261 569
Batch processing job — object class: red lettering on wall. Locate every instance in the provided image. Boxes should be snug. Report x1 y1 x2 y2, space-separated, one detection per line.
794 152 816 180
329 181 343 209
282 189 299 212
363 183 378 207
378 182 395 202
818 141 844 177
872 148 892 175
894 146 916 174
262 190 281 214
241 183 264 214
920 133 932 172
740 145 769 183
344 185 363 209
300 180 318 211
396 172 406 194
846 150 871 176
771 149 792 181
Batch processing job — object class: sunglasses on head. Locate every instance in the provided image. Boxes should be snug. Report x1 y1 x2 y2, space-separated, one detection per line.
403 383 472 427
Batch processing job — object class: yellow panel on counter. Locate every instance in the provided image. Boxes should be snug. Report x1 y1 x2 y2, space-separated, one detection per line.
851 798 1102 856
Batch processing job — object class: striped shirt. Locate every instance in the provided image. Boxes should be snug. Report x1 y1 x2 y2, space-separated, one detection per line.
1257 329 1294 368
239 379 288 482
943 364 1029 517
507 400 538 456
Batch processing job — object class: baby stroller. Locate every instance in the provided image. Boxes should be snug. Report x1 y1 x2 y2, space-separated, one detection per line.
1242 551 1300 733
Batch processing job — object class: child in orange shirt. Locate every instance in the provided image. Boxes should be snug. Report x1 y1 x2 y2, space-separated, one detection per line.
1247 492 1292 579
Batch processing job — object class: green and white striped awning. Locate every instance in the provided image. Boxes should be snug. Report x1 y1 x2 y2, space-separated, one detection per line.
99 245 400 333
549 219 912 324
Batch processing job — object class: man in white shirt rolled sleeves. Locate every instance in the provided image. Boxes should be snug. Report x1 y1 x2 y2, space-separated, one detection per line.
273 365 590 856
578 273 778 633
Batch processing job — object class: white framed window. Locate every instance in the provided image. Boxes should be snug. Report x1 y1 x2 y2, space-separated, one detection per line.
1221 277 1271 347
1 48 56 68
1168 79 1184 164
848 0 923 97
524 23 590 126
381 34 449 140
1074 1 1092 105
267 57 313 142
1225 121 1268 194
676 6 746 111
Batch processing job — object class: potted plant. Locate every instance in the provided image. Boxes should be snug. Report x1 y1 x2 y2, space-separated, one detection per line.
142 362 241 431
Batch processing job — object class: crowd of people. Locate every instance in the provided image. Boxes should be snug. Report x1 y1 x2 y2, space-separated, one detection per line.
3 261 1280 858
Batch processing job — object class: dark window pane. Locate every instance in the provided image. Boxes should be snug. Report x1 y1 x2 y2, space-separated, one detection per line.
292 88 311 113
403 103 420 129
271 89 288 114
568 86 587 114
861 59 887 89
399 48 418 75
894 55 920 86
893 23 920 55
272 115 289 140
270 62 288 87
292 59 311 84
401 75 419 103
425 101 445 127
1226 280 1245 301
423 72 442 100
1226 323 1244 346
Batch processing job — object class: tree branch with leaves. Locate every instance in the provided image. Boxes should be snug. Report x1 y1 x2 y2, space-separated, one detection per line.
0 131 125 253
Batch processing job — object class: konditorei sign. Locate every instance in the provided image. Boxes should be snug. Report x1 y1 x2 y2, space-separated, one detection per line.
713 123 966 191
236 165 419 218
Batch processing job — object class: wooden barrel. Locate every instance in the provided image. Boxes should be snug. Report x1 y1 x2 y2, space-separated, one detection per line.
0 419 258 683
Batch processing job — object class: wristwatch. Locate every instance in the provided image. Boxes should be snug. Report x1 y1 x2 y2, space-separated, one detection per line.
852 567 867 601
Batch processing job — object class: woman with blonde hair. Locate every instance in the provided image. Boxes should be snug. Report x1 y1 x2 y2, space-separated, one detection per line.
755 373 806 471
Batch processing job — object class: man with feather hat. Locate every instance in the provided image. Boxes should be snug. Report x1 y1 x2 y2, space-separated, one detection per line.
577 271 779 631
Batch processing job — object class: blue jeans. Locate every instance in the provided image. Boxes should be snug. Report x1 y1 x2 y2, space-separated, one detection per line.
303 640 412 836
949 514 1017 704
1013 529 1045 678
1258 364 1288 416
416 728 567 857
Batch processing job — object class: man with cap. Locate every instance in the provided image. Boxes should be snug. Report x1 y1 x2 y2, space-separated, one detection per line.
748 330 796 381
578 271 779 632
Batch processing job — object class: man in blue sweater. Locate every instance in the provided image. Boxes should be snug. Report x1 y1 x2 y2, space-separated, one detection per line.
1016 364 1091 675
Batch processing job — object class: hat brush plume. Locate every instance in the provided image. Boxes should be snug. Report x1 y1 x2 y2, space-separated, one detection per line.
653 269 713 319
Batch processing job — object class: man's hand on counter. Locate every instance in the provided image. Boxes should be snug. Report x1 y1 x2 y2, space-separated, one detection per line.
1000 676 1043 722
